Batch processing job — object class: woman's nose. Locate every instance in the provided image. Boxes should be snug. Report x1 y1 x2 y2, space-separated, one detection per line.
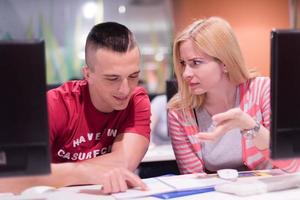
182 65 193 81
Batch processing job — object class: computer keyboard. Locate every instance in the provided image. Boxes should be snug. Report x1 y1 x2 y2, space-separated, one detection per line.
215 173 300 196
259 173 300 192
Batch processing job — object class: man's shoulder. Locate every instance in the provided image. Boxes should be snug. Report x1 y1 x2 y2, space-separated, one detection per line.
47 80 87 99
125 87 150 111
129 86 150 101
47 80 88 112
132 86 148 96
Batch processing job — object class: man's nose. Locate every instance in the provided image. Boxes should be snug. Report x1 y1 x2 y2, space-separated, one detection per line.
119 79 130 95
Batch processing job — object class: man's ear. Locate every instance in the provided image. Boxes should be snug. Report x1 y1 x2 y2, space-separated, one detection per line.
82 66 90 80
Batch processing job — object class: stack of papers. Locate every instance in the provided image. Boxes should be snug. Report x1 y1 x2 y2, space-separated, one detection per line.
112 174 228 199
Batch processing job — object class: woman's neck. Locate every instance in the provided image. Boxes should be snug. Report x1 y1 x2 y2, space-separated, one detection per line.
204 82 237 115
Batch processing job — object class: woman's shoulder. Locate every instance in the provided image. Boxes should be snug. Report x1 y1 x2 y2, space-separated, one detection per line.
168 107 194 120
251 76 270 83
245 76 270 85
240 76 270 91
238 76 270 105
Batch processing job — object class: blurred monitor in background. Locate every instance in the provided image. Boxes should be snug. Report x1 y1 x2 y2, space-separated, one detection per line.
150 94 170 146
0 40 50 177
166 79 178 101
150 79 178 146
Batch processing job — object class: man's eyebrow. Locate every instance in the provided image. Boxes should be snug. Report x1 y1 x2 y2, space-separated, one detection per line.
130 70 140 75
103 70 140 77
103 74 119 77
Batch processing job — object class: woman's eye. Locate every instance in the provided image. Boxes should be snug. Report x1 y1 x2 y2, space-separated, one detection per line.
179 60 185 66
193 60 202 65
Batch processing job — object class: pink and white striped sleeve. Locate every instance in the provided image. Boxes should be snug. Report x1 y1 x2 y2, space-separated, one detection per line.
168 110 205 174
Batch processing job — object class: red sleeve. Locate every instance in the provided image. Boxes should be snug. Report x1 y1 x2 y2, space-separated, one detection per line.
47 89 69 146
121 87 151 140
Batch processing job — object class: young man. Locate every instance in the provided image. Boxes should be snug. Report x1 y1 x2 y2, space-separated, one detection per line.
0 22 150 194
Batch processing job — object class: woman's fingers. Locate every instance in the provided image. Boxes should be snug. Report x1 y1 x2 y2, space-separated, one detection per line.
196 119 237 140
212 108 242 124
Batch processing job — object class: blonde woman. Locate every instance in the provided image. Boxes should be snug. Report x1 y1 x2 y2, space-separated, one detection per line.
168 17 300 174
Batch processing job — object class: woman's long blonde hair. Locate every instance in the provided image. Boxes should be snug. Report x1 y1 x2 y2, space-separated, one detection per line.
168 17 256 110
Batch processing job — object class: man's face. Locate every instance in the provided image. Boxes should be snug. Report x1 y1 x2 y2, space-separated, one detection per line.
84 47 140 113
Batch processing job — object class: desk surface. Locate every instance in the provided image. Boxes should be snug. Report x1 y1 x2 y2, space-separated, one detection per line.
3 186 300 200
142 144 175 162
2 170 300 200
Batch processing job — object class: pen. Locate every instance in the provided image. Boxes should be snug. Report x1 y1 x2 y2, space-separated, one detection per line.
151 186 215 199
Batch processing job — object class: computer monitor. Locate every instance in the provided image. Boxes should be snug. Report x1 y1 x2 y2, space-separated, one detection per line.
0 40 51 177
270 29 300 159
166 79 178 102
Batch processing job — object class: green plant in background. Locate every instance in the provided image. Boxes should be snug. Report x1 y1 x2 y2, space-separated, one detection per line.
70 13 85 80
39 15 84 84
0 33 13 41
25 18 34 40
40 15 68 84
23 14 84 84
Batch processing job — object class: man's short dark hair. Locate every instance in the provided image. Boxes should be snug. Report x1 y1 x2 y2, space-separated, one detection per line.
85 22 137 69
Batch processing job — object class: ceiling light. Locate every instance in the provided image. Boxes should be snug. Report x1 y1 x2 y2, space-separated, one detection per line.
83 2 97 19
154 52 164 62
118 5 126 14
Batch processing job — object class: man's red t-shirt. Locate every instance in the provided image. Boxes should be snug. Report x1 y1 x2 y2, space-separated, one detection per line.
47 80 151 163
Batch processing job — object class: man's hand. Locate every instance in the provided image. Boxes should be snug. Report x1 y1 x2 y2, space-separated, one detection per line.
75 161 148 194
101 167 147 194
69 132 149 194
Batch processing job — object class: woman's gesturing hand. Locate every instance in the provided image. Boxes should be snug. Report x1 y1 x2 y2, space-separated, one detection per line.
196 108 256 141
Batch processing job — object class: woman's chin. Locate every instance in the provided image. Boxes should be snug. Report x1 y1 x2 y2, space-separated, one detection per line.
191 88 206 95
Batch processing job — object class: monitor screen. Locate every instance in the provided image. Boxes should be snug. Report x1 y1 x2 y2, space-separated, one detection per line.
166 79 178 102
270 29 300 159
0 40 51 177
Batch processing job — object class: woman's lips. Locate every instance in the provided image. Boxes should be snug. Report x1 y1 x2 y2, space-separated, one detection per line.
189 82 199 89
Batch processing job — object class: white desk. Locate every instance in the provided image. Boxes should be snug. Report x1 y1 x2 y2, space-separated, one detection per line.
3 171 300 200
3 185 300 200
0 145 177 199
0 185 113 200
142 144 175 162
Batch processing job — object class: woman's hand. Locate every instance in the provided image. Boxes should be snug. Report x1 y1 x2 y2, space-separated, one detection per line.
195 108 256 141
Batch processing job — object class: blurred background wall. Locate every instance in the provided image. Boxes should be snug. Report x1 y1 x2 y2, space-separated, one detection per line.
173 0 291 76
0 0 297 94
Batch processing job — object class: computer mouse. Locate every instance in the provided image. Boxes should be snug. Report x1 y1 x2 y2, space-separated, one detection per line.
21 186 56 195
217 169 238 181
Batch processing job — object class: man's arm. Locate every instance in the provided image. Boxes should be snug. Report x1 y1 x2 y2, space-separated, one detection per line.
0 132 149 194
70 132 149 193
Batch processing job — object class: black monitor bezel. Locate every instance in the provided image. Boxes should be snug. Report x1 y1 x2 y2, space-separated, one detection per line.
0 40 51 177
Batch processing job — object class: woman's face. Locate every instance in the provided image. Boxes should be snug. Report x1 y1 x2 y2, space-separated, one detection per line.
179 39 226 95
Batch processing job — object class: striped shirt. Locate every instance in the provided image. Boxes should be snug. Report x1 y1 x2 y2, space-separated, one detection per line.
168 77 300 174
